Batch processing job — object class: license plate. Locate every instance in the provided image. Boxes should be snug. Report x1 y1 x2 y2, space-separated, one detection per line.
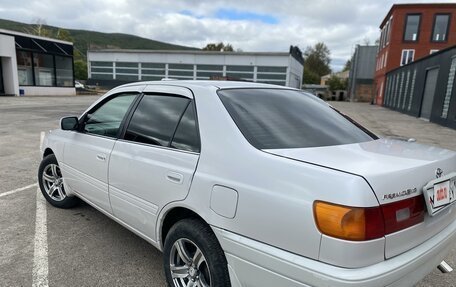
423 173 456 216
433 180 451 207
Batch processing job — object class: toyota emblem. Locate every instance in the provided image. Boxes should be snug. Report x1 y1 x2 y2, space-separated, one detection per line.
436 168 443 178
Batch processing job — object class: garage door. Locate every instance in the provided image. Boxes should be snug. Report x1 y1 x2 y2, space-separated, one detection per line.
420 68 439 120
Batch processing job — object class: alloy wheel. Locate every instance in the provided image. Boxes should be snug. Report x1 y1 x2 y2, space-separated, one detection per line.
169 238 211 287
42 164 66 201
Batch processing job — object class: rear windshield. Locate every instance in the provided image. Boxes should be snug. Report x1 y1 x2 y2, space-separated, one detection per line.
218 89 376 149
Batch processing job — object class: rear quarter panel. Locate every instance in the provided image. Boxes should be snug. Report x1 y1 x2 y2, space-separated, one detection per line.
180 86 381 262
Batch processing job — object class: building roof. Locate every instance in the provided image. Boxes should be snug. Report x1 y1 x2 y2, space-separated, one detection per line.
88 49 290 56
380 3 456 28
0 28 73 45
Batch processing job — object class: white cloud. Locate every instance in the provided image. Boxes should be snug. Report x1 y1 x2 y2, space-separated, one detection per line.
0 0 454 71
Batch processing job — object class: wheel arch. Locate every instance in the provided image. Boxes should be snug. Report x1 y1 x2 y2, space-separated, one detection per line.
43 148 54 158
159 206 208 249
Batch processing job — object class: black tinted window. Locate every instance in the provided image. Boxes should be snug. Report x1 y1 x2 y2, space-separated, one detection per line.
171 103 200 152
432 14 450 42
404 15 420 41
125 95 189 146
84 94 137 138
218 89 375 149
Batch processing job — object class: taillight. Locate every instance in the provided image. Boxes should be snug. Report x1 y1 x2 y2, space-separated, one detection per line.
313 201 384 241
314 196 425 241
381 196 425 234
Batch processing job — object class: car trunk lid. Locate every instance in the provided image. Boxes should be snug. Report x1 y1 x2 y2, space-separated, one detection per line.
264 138 456 258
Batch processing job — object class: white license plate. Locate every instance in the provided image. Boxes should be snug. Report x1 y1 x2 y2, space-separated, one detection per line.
424 176 456 216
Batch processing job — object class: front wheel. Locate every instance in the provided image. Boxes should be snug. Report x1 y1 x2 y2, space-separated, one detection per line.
163 218 231 287
38 154 79 208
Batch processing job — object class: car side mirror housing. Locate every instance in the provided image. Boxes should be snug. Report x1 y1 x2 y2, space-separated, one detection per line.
61 116 79 131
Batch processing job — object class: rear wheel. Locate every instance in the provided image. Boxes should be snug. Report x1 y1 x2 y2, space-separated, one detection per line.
38 154 79 208
163 218 231 287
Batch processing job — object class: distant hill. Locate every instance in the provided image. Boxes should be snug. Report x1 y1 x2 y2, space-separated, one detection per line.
0 18 198 58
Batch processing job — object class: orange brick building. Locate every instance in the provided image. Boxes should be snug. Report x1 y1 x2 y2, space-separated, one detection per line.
375 3 456 105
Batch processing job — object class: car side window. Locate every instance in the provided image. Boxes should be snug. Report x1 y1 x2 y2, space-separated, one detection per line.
125 95 190 147
83 94 137 138
170 102 200 153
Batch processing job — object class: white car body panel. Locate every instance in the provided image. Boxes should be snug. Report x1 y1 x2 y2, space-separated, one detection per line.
214 216 456 287
39 80 456 287
109 140 199 241
62 133 115 212
265 140 456 259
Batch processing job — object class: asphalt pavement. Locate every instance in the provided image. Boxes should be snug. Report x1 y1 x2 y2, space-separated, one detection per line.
0 96 455 287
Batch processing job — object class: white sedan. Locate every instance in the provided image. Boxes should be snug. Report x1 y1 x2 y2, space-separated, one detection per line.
38 81 456 287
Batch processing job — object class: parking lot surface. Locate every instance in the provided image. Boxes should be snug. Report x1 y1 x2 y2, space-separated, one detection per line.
0 96 455 287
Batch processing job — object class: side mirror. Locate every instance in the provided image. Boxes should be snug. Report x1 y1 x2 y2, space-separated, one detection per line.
61 116 79 131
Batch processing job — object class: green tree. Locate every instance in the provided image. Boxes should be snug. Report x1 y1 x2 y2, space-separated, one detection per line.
25 18 53 37
303 69 320 85
56 29 74 42
327 75 348 91
303 42 331 84
342 59 351 72
74 60 87 80
202 42 234 51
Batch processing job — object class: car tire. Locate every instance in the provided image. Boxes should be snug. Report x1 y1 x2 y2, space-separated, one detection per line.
38 154 79 208
163 218 231 287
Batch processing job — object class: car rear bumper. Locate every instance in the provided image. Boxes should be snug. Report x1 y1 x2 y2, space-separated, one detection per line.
212 218 456 287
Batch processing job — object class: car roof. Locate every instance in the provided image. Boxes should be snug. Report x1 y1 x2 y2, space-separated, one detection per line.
116 80 297 91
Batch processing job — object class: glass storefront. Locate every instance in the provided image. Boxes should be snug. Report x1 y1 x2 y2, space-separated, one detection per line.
16 51 73 87
17 51 34 85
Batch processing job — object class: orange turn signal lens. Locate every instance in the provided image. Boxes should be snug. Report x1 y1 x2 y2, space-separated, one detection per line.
313 201 385 241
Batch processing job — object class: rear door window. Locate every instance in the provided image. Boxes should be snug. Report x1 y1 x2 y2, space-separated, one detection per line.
218 89 375 149
124 95 190 147
170 102 200 153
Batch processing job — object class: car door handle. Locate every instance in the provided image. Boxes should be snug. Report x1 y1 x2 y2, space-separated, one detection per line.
166 172 183 184
96 154 106 161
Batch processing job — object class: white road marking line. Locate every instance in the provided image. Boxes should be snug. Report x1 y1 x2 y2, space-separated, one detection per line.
32 188 49 287
40 131 45 151
0 183 38 198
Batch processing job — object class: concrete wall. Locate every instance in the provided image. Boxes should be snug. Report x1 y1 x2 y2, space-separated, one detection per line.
0 34 19 96
88 50 302 88
287 55 303 88
19 86 76 96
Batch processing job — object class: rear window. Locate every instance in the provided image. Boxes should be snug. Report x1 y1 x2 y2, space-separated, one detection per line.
218 89 376 149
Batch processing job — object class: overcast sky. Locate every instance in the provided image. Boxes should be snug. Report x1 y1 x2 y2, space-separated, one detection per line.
0 0 454 70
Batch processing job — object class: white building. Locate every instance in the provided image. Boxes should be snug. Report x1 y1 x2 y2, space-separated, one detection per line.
0 29 75 96
87 46 304 88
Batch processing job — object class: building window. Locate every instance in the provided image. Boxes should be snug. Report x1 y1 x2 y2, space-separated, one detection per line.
441 57 456 119
403 14 421 41
16 51 34 85
432 14 450 42
168 64 194 79
430 49 439 54
90 61 113 79
141 63 165 80
401 50 415 66
196 65 223 79
55 56 73 87
384 52 388 68
33 53 55 86
386 17 393 44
